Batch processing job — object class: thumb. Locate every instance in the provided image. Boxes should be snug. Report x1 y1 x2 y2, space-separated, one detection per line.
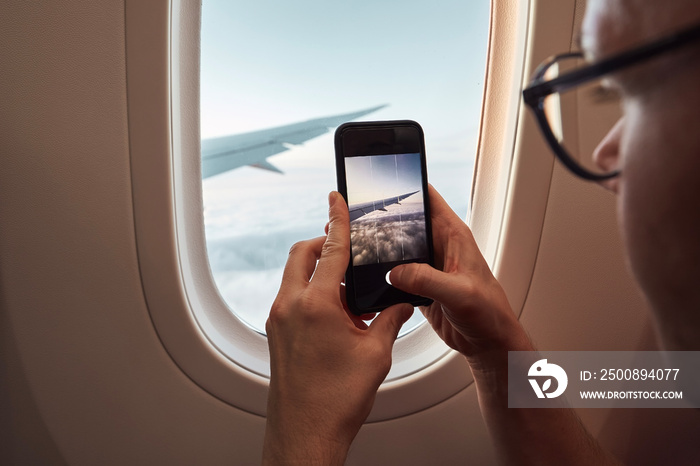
368 303 414 347
390 263 450 302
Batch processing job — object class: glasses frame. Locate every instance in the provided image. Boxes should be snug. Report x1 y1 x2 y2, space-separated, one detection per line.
522 22 700 181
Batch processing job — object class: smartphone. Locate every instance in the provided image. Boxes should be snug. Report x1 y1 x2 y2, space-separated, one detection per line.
334 120 434 314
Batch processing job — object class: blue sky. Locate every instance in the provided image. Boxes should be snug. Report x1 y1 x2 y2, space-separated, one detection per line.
346 153 423 205
201 0 490 148
200 0 490 334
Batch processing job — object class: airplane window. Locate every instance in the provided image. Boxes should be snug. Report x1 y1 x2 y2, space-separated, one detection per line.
201 0 489 335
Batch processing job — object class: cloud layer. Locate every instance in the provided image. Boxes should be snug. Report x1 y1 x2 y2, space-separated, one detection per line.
350 206 427 266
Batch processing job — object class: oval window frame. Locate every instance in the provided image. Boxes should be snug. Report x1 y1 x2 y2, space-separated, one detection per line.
127 0 539 420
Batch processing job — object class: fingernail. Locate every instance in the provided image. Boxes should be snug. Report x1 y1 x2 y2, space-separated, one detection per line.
328 191 337 208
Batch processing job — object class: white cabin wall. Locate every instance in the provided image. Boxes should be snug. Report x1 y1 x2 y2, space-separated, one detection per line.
0 2 267 464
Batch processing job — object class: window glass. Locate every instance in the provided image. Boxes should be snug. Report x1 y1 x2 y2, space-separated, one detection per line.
201 0 489 335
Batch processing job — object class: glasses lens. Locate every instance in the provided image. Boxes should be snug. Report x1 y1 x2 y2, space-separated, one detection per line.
541 56 622 177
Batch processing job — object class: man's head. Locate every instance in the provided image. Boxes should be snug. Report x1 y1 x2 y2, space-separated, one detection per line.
581 0 700 349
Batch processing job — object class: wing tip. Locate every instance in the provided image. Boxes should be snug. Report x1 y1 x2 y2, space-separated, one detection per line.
250 160 284 174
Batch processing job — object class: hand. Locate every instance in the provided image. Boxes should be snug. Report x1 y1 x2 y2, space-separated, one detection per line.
390 186 621 466
263 191 413 465
389 185 532 367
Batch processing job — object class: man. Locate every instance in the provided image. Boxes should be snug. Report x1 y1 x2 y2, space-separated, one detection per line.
262 0 700 464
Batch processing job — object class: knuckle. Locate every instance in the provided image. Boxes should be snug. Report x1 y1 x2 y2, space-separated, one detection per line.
321 236 348 261
406 264 431 290
328 201 349 223
288 240 307 257
267 298 288 326
268 291 324 328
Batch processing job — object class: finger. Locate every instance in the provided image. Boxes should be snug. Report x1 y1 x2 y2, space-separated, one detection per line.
312 191 350 292
426 184 461 270
368 303 414 348
426 184 483 269
390 262 464 309
427 184 459 221
324 221 330 235
279 236 326 290
426 183 468 237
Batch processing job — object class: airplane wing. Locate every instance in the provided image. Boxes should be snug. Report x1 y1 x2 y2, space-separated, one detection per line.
201 104 387 178
348 191 420 222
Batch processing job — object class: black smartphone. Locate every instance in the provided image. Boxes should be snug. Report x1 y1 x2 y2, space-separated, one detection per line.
334 120 434 314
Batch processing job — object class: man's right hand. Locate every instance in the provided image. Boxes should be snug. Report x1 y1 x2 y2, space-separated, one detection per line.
389 184 532 366
391 185 623 466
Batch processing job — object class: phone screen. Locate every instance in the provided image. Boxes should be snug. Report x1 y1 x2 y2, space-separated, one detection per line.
335 122 433 313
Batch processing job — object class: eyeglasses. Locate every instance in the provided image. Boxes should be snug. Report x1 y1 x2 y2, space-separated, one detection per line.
522 22 700 181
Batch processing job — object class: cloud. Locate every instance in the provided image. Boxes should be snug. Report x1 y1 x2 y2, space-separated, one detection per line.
211 266 285 333
350 209 428 266
206 230 305 272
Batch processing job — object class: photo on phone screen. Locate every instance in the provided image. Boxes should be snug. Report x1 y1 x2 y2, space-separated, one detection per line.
335 121 433 314
346 153 428 266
